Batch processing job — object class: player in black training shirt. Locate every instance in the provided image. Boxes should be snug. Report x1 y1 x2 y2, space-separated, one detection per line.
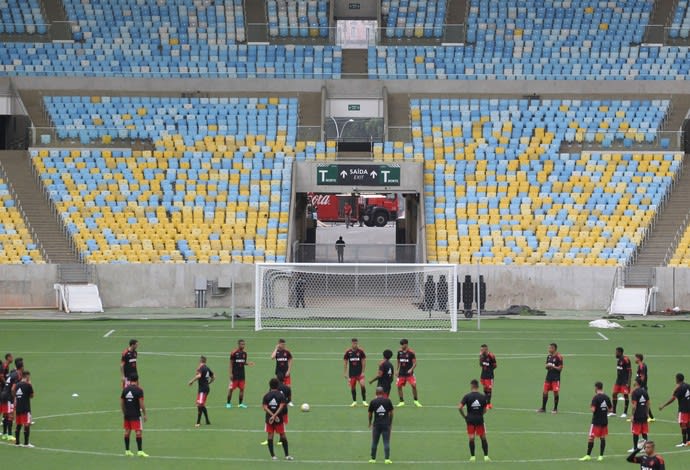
659 372 690 447
188 356 214 427
226 339 254 409
120 339 138 389
262 378 293 461
479 344 497 409
120 372 147 457
459 379 490 462
635 353 655 421
627 441 666 470
629 377 651 452
344 338 367 407
580 381 613 461
612 346 633 417
272 339 293 393
368 386 394 464
396 339 421 407
261 373 293 447
1 356 22 442
370 349 394 398
0 353 14 441
538 343 563 414
12 370 33 447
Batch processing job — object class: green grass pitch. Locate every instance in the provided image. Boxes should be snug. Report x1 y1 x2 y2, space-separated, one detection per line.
1 318 689 469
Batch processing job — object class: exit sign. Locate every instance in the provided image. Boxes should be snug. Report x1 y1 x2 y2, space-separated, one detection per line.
348 104 360 111
317 164 401 186
348 3 361 9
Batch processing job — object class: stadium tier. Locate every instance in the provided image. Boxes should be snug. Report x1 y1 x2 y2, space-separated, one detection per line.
267 0 330 38
34 96 336 263
0 174 43 264
64 0 246 44
375 98 680 265
0 0 46 35
382 0 446 38
670 0 690 39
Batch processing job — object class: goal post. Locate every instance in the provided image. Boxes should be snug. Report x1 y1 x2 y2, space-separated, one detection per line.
255 263 458 331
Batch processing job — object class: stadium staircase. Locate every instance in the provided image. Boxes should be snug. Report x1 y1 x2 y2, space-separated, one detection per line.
0 151 79 263
445 0 469 43
245 0 268 43
342 49 368 79
41 0 72 41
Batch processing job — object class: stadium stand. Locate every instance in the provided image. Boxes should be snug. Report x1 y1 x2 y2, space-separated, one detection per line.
0 169 43 264
670 0 690 39
376 98 681 265
0 0 46 35
34 96 336 263
266 0 330 38
381 0 447 38
669 224 690 266
0 0 341 78
370 0 690 79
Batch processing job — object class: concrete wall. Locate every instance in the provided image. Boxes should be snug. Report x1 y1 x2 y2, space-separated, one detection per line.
2 263 688 312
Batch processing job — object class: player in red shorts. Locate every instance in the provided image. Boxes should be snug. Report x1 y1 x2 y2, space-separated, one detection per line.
344 338 367 407
226 339 254 409
479 344 497 409
629 377 650 452
658 372 690 447
627 441 666 470
120 373 147 457
120 339 138 389
612 346 632 418
580 381 613 461
537 343 563 414
188 355 214 427
262 378 293 461
459 379 490 462
396 339 421 407
12 370 33 447
1 356 22 442
271 339 293 406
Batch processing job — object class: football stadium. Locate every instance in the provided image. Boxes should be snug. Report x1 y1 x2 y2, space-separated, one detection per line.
1 0 690 468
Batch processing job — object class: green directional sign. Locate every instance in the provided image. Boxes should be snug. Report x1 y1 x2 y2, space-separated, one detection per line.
348 104 361 111
316 164 401 186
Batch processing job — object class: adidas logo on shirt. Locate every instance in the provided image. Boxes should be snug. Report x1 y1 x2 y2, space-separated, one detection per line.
269 398 278 407
15 389 23 398
376 405 386 414
125 391 134 399
471 400 481 408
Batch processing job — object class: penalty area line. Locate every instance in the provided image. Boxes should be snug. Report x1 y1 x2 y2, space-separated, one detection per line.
597 332 609 341
103 329 115 338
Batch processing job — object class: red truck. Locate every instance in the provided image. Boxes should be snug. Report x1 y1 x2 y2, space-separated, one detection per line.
308 193 399 227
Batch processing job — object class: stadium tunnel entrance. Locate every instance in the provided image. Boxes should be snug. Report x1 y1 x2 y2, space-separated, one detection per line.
288 161 425 264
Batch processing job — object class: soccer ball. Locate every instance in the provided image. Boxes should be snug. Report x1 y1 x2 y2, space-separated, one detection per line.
301 403 310 412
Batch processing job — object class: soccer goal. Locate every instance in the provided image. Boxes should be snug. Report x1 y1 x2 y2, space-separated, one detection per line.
255 263 458 331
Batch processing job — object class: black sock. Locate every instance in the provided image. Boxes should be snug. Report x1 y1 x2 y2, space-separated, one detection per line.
587 441 594 456
469 440 476 457
554 395 559 411
268 439 275 457
600 438 606 456
197 408 202 424
485 390 492 404
648 408 654 419
481 439 489 456
136 436 142 451
15 424 21 444
683 428 688 444
624 397 629 414
202 406 210 424
612 397 617 414
239 396 243 405
227 394 232 404
281 437 289 456
351 389 357 401
124 436 130 450
361 388 367 402
633 434 639 449
413 391 418 400
7 421 12 437
541 394 548 410
24 428 29 445
2 417 6 435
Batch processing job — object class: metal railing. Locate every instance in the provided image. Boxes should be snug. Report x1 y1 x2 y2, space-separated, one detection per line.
293 243 416 263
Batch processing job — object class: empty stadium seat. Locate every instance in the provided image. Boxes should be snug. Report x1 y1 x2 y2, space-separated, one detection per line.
0 0 47 35
381 0 446 38
0 172 44 264
267 0 329 38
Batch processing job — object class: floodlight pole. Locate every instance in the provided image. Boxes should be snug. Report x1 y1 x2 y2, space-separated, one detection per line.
476 261 481 331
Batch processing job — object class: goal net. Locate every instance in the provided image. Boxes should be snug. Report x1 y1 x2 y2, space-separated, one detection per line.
255 263 457 331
